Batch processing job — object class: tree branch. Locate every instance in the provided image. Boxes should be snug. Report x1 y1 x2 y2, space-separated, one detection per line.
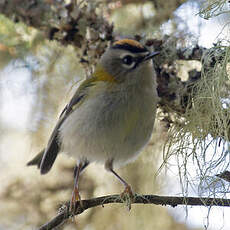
38 194 230 230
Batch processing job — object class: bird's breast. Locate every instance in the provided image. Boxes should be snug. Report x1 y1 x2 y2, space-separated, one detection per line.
60 82 157 166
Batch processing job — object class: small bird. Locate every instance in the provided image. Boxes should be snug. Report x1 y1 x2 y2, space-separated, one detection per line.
27 39 159 210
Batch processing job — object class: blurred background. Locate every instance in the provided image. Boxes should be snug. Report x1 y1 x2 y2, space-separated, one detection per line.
0 0 230 229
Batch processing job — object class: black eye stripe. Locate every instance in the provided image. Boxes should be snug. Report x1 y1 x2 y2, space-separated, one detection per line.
131 56 145 69
122 55 134 65
120 55 146 70
132 58 142 69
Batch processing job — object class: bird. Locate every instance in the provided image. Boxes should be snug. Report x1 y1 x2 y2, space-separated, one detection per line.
27 38 159 211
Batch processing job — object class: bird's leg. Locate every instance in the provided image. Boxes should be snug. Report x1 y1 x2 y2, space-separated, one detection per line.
73 160 89 178
70 163 83 214
105 159 134 209
70 160 89 215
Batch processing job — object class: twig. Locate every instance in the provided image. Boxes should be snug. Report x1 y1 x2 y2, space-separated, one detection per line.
38 194 230 230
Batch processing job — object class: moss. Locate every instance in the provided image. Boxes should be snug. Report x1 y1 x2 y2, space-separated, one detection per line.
163 46 230 195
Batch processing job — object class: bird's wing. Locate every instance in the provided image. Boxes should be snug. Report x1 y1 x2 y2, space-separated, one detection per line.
40 78 96 174
27 149 45 168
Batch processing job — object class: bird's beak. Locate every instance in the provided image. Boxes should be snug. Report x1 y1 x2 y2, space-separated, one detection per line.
143 51 160 62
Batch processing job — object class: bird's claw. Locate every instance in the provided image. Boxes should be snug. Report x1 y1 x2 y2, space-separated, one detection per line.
120 185 134 211
69 188 83 217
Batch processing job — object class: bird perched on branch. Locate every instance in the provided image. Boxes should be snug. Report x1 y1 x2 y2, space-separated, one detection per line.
27 38 159 211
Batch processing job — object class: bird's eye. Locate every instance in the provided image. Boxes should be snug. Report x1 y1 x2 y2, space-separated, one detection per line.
122 55 134 66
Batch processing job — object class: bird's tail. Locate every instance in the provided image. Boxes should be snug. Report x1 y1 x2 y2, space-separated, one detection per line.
27 149 45 169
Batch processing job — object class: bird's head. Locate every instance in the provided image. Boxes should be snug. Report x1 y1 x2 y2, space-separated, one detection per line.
93 39 159 85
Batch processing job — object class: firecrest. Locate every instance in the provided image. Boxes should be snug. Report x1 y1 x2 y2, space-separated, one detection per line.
27 39 159 208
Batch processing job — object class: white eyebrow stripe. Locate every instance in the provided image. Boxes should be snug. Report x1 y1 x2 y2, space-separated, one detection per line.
120 51 149 59
137 51 150 56
120 52 135 59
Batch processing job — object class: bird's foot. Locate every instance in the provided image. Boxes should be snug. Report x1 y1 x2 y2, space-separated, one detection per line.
120 185 134 211
69 187 83 218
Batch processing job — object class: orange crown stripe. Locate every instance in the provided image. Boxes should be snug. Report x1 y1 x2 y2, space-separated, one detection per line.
113 39 144 49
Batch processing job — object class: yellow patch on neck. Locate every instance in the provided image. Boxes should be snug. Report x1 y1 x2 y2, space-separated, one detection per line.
113 39 144 49
93 65 116 83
